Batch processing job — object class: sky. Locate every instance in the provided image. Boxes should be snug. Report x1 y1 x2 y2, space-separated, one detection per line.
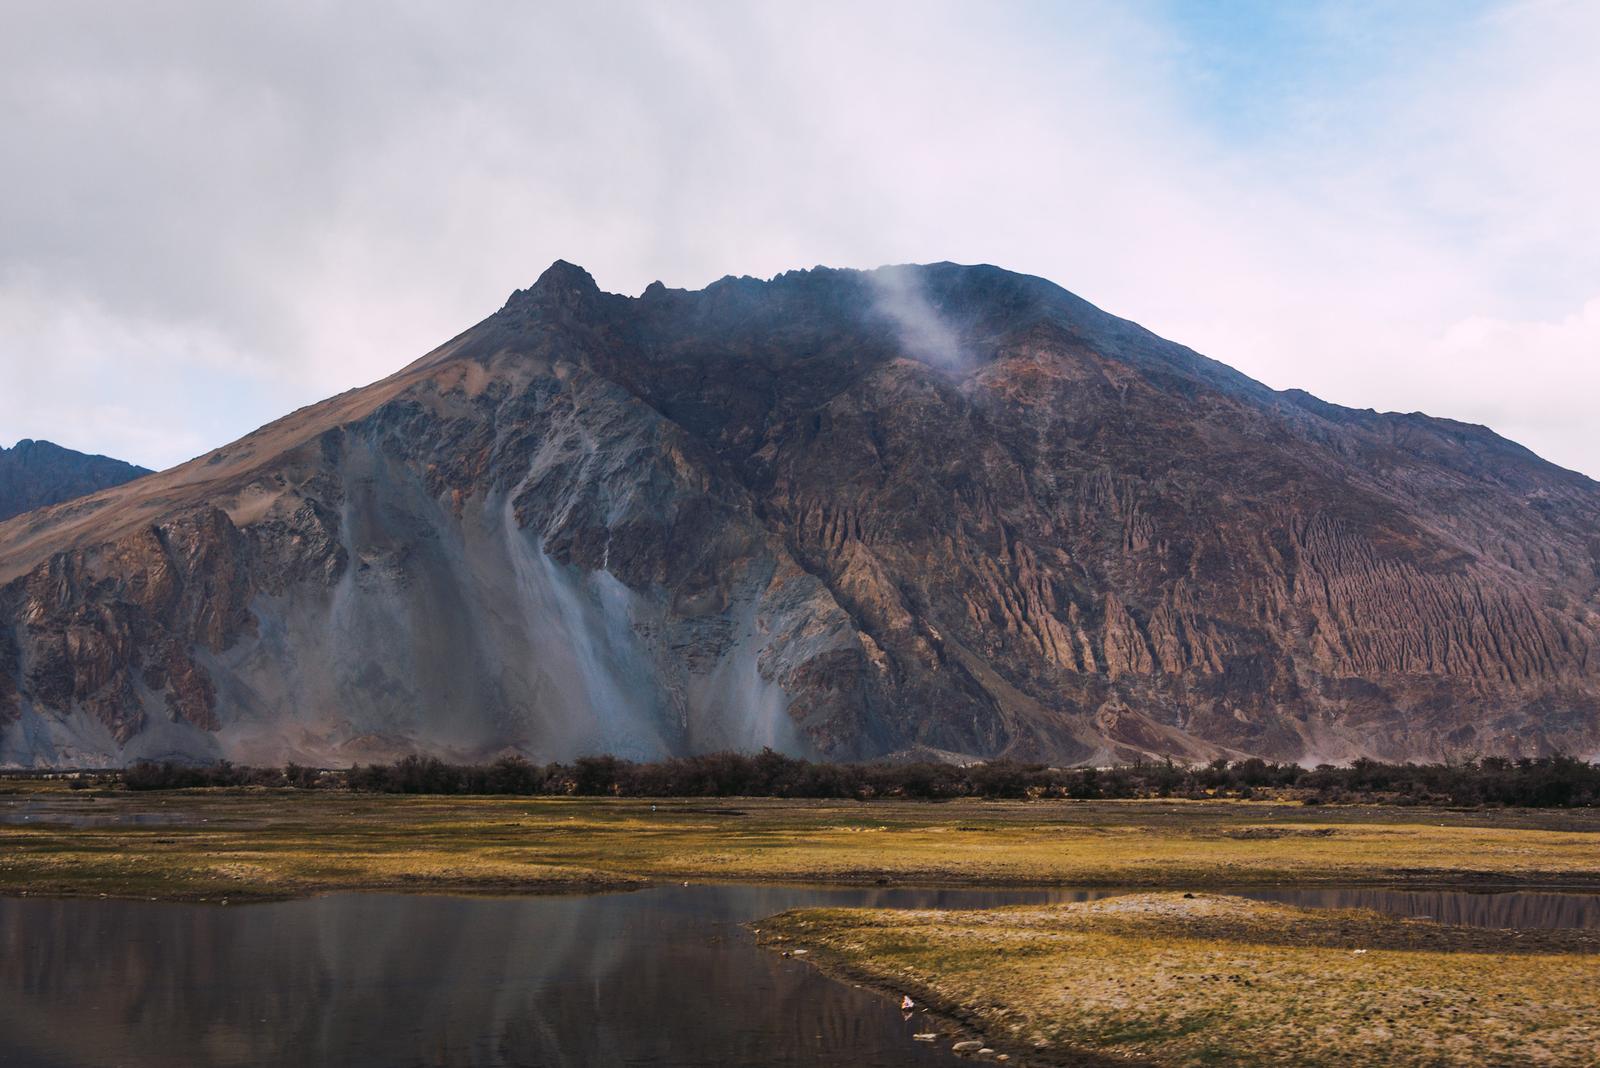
1 0 1597 477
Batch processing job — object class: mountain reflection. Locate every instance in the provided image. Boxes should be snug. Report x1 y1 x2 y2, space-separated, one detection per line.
0 887 1003 1068
1241 887 1600 931
2 884 1595 1067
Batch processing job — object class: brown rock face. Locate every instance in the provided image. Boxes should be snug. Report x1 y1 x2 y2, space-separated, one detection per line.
2 261 1597 766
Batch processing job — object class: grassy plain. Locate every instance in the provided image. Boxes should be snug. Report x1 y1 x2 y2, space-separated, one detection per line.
758 893 1600 1067
2 780 1598 900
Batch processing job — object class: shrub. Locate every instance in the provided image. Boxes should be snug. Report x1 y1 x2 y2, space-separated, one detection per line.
108 751 1600 807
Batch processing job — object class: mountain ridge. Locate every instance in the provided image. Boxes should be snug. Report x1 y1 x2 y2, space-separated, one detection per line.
0 439 151 524
2 260 1596 767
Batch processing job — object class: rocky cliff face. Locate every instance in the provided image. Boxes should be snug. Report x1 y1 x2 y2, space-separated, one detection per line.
0 440 150 522
2 261 1597 767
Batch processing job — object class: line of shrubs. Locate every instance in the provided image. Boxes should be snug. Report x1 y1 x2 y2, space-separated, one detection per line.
120 761 324 791
110 751 1600 806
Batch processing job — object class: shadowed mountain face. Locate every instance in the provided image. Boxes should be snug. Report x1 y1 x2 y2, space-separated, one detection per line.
2 261 1598 768
0 440 150 522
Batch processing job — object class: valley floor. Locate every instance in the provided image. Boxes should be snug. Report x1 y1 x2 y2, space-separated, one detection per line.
5 785 1599 1065
2 783 1598 901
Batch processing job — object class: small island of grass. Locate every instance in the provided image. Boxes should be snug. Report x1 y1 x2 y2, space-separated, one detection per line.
757 892 1600 1066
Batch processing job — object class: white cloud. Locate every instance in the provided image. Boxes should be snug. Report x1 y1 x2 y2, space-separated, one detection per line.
0 272 292 466
1411 298 1600 475
0 0 1595 477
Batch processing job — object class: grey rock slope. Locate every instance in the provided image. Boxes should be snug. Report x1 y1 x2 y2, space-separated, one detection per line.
1 261 1597 767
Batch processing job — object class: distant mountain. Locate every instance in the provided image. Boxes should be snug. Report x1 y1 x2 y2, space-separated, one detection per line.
1 261 1597 768
0 439 150 522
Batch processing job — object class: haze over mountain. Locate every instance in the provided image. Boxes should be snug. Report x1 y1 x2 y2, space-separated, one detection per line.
2 261 1597 768
0 440 150 523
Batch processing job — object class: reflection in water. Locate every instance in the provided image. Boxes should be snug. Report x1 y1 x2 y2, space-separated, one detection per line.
0 798 209 828
0 884 1595 1068
1241 887 1600 931
0 887 1067 1068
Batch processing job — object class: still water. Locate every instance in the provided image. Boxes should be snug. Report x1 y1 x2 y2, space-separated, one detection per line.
0 797 214 829
0 884 1595 1068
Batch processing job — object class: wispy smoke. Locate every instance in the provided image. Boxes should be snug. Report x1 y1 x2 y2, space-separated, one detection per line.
865 265 966 368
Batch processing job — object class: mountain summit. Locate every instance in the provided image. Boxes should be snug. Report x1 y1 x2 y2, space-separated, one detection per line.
0 440 150 523
2 262 1597 767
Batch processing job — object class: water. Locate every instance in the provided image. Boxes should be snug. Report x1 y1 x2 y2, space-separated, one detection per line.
1241 886 1600 930
0 798 209 829
0 883 1595 1068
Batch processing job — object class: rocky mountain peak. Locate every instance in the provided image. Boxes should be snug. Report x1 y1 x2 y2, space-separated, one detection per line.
2 260 1598 769
533 258 599 294
0 439 151 523
501 259 604 318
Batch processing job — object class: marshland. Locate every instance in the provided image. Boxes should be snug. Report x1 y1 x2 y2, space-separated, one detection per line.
4 768 1599 1066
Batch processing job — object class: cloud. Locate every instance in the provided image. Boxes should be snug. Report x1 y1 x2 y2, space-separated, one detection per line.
0 1 1595 477
1411 298 1600 476
0 273 288 466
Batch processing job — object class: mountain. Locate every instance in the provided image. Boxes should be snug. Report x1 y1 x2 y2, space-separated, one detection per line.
2 261 1597 768
0 440 150 523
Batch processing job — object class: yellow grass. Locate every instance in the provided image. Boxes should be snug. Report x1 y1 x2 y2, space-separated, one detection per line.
2 784 1598 900
758 893 1600 1067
